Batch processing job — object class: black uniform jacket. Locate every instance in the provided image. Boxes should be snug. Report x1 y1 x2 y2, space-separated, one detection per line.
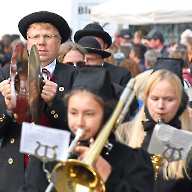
0 62 75 192
19 136 154 192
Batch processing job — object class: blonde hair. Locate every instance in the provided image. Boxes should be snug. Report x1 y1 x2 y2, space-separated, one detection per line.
58 42 86 63
116 69 192 179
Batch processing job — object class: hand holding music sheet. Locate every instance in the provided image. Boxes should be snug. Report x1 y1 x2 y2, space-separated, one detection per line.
148 123 192 162
20 122 70 162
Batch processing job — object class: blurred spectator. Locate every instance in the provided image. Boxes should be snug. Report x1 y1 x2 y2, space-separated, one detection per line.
180 29 192 46
133 30 143 45
118 28 133 47
169 43 192 86
0 34 21 67
0 34 12 66
146 29 169 57
120 44 146 77
106 28 133 66
11 34 20 42
144 49 160 69
58 41 86 66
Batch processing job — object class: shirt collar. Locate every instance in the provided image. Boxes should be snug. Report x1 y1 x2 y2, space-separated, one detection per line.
42 59 56 75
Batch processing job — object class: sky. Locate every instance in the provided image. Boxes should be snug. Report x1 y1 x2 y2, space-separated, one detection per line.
0 0 72 38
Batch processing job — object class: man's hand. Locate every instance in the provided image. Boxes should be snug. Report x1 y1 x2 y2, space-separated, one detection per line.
41 80 58 104
0 79 15 111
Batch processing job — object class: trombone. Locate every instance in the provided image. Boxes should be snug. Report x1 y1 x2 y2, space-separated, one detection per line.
48 78 136 192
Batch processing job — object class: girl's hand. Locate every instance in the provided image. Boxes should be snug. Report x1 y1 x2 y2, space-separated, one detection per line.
75 146 112 182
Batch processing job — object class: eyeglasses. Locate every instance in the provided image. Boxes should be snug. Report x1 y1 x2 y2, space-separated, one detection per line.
27 34 60 41
64 62 103 70
64 61 86 68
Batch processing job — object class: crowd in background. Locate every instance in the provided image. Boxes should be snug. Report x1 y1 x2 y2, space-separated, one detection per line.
1 27 192 85
0 12 192 192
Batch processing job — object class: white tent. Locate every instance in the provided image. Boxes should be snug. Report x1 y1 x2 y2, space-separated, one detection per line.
91 0 192 25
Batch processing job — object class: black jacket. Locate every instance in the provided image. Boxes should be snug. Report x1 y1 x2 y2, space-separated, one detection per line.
19 137 154 192
103 62 132 88
0 62 74 192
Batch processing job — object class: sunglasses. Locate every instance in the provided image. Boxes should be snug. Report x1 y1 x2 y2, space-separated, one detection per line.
64 61 86 67
64 62 103 69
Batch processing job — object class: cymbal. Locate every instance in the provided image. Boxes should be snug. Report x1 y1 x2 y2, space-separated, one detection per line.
28 45 41 123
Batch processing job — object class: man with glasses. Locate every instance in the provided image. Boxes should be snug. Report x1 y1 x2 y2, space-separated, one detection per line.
0 11 74 192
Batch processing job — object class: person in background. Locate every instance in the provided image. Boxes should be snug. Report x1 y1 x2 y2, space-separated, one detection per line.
0 11 74 192
74 22 132 88
133 30 143 45
19 67 154 192
77 36 111 66
146 29 169 57
120 43 146 76
58 41 86 67
116 66 192 191
169 43 192 86
107 28 133 66
144 49 160 69
0 34 12 67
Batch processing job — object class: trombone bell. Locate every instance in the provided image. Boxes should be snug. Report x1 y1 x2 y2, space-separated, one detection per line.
51 159 105 192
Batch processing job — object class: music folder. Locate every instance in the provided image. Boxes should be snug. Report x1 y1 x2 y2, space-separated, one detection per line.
148 123 192 162
20 122 70 162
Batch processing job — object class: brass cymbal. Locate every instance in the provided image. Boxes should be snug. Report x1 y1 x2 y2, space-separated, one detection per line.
28 45 41 123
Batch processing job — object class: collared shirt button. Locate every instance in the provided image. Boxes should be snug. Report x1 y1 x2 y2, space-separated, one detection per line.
58 87 64 92
54 114 58 119
10 138 15 144
51 110 55 115
8 158 14 165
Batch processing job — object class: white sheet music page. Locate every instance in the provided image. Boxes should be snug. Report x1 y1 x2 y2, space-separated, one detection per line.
148 123 192 161
20 122 70 161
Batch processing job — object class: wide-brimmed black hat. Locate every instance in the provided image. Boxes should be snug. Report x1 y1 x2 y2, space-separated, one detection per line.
18 11 71 43
74 22 112 48
72 67 117 103
153 57 184 82
77 36 111 58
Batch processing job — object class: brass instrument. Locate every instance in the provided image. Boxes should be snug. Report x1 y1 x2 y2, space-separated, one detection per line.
151 154 163 179
45 128 85 192
149 119 164 180
27 45 41 123
49 78 136 192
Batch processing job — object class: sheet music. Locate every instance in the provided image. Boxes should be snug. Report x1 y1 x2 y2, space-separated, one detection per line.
148 123 192 161
20 122 70 161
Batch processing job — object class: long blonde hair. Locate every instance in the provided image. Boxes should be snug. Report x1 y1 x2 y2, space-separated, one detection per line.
116 69 192 179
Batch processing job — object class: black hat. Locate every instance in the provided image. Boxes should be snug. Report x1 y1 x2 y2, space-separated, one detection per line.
153 57 184 82
146 30 164 43
18 11 71 43
77 36 111 58
118 29 132 39
72 67 117 103
74 22 112 48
